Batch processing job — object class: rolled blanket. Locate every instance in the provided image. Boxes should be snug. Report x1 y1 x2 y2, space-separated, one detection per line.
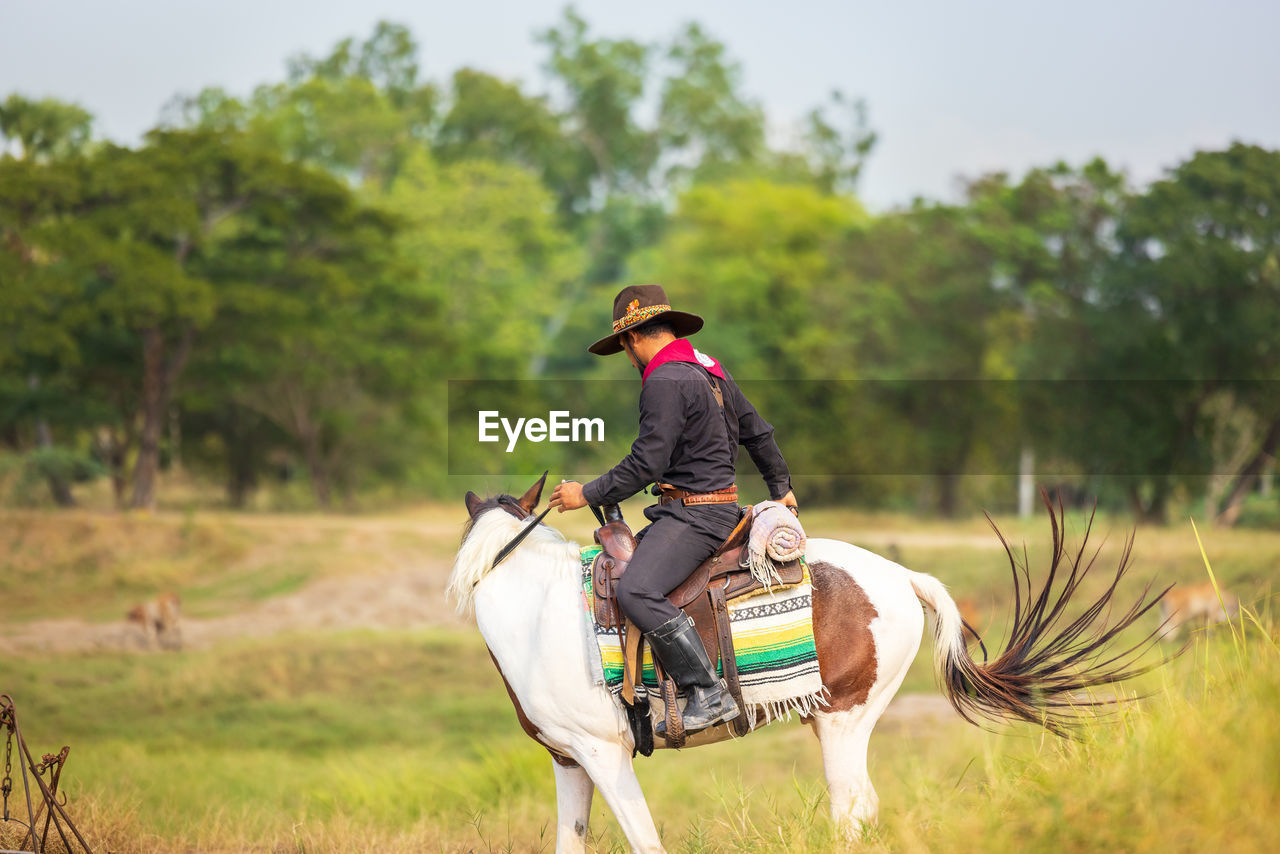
747 500 807 589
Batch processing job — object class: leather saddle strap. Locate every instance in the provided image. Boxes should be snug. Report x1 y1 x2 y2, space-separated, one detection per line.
709 582 751 737
621 618 643 705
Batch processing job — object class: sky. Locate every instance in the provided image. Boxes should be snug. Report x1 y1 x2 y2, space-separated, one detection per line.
3 0 1278 210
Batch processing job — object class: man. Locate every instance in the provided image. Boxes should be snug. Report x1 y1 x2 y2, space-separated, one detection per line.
550 284 797 733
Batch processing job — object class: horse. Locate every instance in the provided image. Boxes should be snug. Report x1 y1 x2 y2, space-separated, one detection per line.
448 475 1167 853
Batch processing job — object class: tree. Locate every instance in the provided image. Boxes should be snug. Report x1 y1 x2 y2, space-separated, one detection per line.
537 7 654 200
434 68 590 220
639 179 865 501
847 202 1008 515
3 126 401 509
168 21 437 190
180 143 401 507
370 151 580 483
0 98 99 505
657 23 766 184
962 161 1130 513
1107 143 1280 523
796 90 877 194
0 95 93 160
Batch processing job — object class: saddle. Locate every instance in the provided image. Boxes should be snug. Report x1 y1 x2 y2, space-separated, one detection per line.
591 504 805 747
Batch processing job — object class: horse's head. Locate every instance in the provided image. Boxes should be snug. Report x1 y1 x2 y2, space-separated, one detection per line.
464 470 547 523
450 472 565 615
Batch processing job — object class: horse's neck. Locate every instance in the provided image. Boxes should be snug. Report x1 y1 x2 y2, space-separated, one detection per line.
476 544 581 627
476 546 587 679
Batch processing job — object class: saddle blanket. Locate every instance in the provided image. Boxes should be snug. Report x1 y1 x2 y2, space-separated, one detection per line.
580 545 827 730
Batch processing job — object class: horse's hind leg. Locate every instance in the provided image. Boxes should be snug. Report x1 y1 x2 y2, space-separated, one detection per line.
811 707 881 837
569 739 665 853
552 760 595 854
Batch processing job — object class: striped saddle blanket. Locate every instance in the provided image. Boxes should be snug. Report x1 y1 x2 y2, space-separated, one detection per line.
579 544 827 729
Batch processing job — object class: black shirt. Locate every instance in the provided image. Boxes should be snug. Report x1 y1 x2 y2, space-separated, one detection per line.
582 361 792 506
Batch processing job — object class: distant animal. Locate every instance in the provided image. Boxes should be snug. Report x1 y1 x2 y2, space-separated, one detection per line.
126 592 182 650
1158 582 1240 641
449 477 1168 851
955 596 989 642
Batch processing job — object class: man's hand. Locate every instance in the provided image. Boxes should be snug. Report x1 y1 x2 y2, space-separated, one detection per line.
780 490 799 517
550 480 587 513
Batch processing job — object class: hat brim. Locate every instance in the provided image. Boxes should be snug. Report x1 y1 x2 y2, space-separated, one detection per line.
587 310 704 356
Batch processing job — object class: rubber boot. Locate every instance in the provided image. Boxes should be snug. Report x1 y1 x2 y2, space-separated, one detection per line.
647 613 740 735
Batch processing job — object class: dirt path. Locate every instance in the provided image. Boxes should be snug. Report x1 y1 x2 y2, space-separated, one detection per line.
0 552 466 655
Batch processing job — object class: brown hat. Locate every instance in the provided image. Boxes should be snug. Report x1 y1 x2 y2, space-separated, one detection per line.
588 284 704 356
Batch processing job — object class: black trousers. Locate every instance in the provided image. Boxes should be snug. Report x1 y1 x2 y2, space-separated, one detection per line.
615 501 742 633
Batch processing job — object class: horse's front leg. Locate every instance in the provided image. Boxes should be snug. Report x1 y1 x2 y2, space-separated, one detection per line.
568 738 665 853
552 759 595 853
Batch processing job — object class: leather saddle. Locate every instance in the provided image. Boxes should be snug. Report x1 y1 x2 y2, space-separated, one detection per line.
591 504 805 746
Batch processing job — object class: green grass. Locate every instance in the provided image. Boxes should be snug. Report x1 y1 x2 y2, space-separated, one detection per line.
2 624 1276 853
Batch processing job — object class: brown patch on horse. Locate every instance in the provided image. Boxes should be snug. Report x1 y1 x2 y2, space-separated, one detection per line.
807 560 879 713
487 648 579 767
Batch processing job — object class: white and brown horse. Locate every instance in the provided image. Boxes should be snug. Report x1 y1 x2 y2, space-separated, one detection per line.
448 476 1165 853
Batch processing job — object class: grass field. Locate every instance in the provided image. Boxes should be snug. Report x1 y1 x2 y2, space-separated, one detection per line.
1 503 1277 852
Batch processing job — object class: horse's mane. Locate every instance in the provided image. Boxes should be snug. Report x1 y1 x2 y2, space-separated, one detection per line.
448 500 578 616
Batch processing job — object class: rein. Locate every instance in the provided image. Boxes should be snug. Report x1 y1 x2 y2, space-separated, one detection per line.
490 501 554 570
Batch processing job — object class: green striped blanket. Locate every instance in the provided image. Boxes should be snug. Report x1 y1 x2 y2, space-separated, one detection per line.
580 545 827 729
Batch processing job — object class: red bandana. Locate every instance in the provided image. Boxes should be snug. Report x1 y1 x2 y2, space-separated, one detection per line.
641 338 726 384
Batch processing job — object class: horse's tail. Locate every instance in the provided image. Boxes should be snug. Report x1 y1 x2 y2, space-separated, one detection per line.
907 492 1172 736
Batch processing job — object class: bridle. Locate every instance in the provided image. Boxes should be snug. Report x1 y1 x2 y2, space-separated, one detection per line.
490 496 553 569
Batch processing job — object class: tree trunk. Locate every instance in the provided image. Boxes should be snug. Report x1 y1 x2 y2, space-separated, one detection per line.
1018 445 1035 519
224 409 258 509
1216 417 1280 528
169 403 182 472
277 382 333 509
34 419 75 507
1128 480 1169 525
94 427 129 508
28 374 74 507
301 430 332 508
130 326 193 509
935 473 958 517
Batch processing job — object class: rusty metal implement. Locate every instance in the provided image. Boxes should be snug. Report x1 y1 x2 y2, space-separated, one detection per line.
1 694 93 854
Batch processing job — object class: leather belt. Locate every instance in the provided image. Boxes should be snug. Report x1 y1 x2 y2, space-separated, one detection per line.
656 483 738 506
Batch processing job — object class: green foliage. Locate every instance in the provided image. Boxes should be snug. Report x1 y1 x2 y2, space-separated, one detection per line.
799 89 878 194
434 68 584 211
656 179 865 377
0 94 93 160
0 446 102 505
658 22 766 184
538 6 654 197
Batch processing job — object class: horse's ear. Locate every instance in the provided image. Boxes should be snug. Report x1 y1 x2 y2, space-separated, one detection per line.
465 491 484 518
516 470 548 514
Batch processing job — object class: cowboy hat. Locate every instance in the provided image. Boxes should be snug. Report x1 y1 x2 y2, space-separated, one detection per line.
587 284 704 356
